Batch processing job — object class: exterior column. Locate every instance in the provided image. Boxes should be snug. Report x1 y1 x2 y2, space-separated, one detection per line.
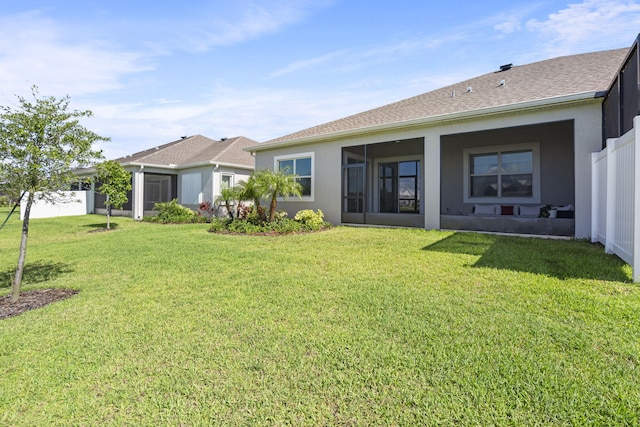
424 135 440 230
132 168 145 220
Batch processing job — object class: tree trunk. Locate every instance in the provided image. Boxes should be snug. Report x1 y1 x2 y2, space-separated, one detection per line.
11 194 33 302
269 196 277 222
105 194 111 230
225 202 233 219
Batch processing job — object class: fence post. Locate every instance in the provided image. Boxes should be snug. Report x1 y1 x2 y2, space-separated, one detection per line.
591 152 600 243
633 116 640 282
605 139 616 254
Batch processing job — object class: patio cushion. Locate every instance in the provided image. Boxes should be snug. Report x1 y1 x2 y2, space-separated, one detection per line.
519 205 543 217
501 205 514 215
474 204 498 215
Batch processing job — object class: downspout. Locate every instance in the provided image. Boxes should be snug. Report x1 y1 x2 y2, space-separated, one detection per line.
364 144 368 225
133 165 144 220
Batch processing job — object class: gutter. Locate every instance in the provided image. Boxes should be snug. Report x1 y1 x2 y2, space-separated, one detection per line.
246 91 602 152
75 160 254 176
120 160 253 171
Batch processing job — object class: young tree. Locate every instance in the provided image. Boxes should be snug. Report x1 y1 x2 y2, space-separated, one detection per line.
95 160 131 230
215 186 238 219
253 169 303 222
0 86 107 301
236 175 262 208
235 175 265 220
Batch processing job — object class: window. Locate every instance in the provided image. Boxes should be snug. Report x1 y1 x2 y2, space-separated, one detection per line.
378 161 420 213
70 181 92 191
181 172 202 204
399 161 419 213
464 143 540 203
221 174 233 190
144 174 174 211
274 153 314 199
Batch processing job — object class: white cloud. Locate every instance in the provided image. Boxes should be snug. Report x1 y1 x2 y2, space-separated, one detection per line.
270 50 349 77
165 1 333 53
269 31 469 79
0 11 151 103
525 0 640 54
494 17 522 34
90 81 414 159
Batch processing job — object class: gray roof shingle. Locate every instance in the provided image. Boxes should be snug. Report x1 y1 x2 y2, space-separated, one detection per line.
117 135 256 168
259 48 627 147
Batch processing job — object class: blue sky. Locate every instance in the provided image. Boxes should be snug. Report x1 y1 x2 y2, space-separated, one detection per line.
1 0 639 159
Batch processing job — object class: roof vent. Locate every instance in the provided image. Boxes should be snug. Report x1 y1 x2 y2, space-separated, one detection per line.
499 63 513 72
180 135 187 139
221 137 228 141
466 86 472 93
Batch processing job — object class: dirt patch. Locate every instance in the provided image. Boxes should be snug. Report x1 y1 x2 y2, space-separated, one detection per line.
0 289 79 320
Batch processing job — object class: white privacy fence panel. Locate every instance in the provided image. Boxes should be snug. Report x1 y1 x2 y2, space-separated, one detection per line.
592 150 607 245
613 133 634 261
591 115 640 281
20 191 90 220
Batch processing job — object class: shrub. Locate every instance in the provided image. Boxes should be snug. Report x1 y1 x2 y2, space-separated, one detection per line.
243 205 266 224
209 211 329 234
207 218 232 232
198 201 215 221
145 199 199 224
294 209 327 231
208 217 305 234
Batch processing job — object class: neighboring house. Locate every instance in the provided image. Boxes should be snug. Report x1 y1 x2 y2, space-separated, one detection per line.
80 135 256 219
248 37 639 239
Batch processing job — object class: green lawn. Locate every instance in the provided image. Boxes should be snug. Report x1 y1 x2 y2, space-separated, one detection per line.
0 212 638 426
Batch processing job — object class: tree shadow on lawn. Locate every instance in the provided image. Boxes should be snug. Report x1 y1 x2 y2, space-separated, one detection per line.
423 232 630 282
84 222 120 232
0 261 74 288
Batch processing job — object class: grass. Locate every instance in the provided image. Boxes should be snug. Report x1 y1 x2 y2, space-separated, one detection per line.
0 210 638 425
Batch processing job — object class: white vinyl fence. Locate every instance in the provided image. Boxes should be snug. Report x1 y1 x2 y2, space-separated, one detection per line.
591 116 640 282
20 191 91 220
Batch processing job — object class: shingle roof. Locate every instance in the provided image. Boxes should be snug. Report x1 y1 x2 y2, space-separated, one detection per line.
259 48 627 147
117 135 256 168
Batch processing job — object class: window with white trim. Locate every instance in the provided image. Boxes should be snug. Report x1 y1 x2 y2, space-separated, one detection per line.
221 174 234 190
463 143 540 203
181 172 202 204
274 152 314 199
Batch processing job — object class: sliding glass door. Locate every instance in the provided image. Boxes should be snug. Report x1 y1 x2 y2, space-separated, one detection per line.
379 161 419 214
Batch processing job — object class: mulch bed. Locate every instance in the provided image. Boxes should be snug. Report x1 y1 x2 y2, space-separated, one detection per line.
0 289 79 320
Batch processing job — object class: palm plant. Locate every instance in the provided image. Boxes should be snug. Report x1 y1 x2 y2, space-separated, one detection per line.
253 169 303 222
236 176 262 207
215 186 238 219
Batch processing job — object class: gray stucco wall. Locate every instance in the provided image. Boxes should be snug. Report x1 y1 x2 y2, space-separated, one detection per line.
255 141 343 224
440 120 575 215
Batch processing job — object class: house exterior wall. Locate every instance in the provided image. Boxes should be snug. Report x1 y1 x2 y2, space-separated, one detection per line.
178 166 212 210
440 120 574 215
212 167 253 202
254 99 603 237
255 139 343 223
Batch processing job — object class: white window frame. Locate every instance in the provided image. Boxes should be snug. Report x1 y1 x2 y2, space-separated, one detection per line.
274 152 314 201
221 173 234 190
463 142 540 204
181 172 202 205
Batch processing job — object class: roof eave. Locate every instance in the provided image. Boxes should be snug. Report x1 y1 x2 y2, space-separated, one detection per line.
246 91 601 152
121 160 253 171
180 160 254 170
